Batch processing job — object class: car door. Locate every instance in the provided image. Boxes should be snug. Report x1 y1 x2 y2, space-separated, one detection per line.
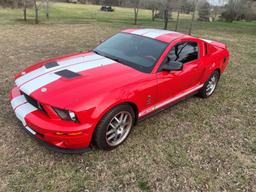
156 40 204 105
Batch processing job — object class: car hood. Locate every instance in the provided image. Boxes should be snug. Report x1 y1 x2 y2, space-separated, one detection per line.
15 52 145 109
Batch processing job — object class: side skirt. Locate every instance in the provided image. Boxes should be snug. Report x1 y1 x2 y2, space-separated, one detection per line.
137 91 199 123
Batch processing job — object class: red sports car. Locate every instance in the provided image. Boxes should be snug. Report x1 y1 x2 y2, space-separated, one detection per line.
10 29 229 152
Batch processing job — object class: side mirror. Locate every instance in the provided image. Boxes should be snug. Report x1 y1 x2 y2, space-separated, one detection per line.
162 61 183 71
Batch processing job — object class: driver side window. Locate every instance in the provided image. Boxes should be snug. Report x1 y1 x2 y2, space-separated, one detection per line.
168 41 199 64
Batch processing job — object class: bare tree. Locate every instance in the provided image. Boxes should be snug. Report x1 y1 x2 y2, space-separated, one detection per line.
157 0 171 29
23 0 27 21
33 0 39 24
130 0 140 25
198 1 211 21
221 0 256 22
175 9 180 31
188 0 198 34
32 0 44 24
0 0 25 8
45 0 49 20
160 0 182 30
32 0 49 24
145 0 160 21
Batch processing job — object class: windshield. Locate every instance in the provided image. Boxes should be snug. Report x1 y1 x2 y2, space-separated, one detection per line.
93 32 168 73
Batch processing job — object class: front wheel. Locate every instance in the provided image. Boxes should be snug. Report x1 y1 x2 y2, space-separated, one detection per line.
198 70 220 98
93 104 135 150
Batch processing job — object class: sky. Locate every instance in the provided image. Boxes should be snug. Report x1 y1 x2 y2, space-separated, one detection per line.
208 0 228 6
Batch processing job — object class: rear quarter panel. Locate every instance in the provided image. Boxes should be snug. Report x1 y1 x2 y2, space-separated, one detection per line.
200 41 230 83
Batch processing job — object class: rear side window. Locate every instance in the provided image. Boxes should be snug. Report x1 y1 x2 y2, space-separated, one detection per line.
168 41 199 64
204 42 208 55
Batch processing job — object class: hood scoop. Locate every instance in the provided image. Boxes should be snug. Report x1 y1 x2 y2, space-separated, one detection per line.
55 69 81 79
44 62 59 69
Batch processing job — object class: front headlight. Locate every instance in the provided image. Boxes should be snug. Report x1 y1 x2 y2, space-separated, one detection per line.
53 108 78 122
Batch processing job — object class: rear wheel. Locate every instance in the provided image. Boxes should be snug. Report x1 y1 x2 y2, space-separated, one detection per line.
93 104 135 150
198 70 220 98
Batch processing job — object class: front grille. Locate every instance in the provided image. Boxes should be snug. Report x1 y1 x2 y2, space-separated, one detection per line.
21 92 46 113
23 93 38 108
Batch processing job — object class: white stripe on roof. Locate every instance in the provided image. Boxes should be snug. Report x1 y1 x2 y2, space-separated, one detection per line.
131 29 177 39
201 38 213 43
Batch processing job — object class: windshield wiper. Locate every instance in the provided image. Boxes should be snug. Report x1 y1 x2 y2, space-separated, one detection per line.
108 57 122 63
92 50 101 55
93 50 122 63
101 54 122 63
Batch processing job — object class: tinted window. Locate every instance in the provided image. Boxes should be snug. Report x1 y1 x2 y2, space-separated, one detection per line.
94 33 168 73
204 42 208 55
168 42 199 64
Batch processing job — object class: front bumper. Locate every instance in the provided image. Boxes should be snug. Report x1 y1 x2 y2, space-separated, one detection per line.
19 122 92 153
10 86 94 152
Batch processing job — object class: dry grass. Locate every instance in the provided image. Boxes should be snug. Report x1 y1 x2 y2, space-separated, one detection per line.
0 5 256 192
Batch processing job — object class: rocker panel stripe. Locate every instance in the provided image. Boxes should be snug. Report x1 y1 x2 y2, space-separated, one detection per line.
138 84 204 117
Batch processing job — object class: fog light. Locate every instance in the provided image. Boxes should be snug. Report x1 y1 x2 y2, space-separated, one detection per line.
55 131 83 136
56 132 65 135
67 131 83 136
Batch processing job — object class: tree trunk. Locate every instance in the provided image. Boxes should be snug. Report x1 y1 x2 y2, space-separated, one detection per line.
35 7 39 24
134 7 139 25
175 10 180 31
164 9 169 30
189 0 197 35
23 8 27 21
46 0 49 20
23 0 27 21
34 0 39 24
152 9 155 21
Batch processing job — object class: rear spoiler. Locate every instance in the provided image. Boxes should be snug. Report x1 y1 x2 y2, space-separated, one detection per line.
201 38 227 49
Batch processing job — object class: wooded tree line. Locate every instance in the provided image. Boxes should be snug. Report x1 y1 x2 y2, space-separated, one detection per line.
0 0 255 25
198 0 256 22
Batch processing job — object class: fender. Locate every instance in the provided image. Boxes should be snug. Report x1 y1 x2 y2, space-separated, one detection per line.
74 87 139 125
201 62 219 84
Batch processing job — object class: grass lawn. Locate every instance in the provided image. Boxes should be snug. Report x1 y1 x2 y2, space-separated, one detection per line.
0 3 256 192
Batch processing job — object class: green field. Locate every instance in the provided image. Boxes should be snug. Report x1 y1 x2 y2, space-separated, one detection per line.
0 3 256 192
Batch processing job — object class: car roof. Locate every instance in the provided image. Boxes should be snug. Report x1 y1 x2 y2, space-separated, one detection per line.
122 28 187 43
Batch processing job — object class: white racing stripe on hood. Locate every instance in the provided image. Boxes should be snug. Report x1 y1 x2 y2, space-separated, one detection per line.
20 73 60 95
64 57 114 73
11 95 27 109
19 57 115 95
15 54 103 87
15 103 37 126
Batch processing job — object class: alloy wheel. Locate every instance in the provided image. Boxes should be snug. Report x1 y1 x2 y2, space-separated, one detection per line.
105 111 132 147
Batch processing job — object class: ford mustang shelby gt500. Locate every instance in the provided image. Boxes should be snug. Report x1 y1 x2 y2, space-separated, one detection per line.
10 28 229 152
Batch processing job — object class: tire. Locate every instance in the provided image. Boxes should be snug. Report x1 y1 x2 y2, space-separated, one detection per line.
198 70 220 98
93 104 135 150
